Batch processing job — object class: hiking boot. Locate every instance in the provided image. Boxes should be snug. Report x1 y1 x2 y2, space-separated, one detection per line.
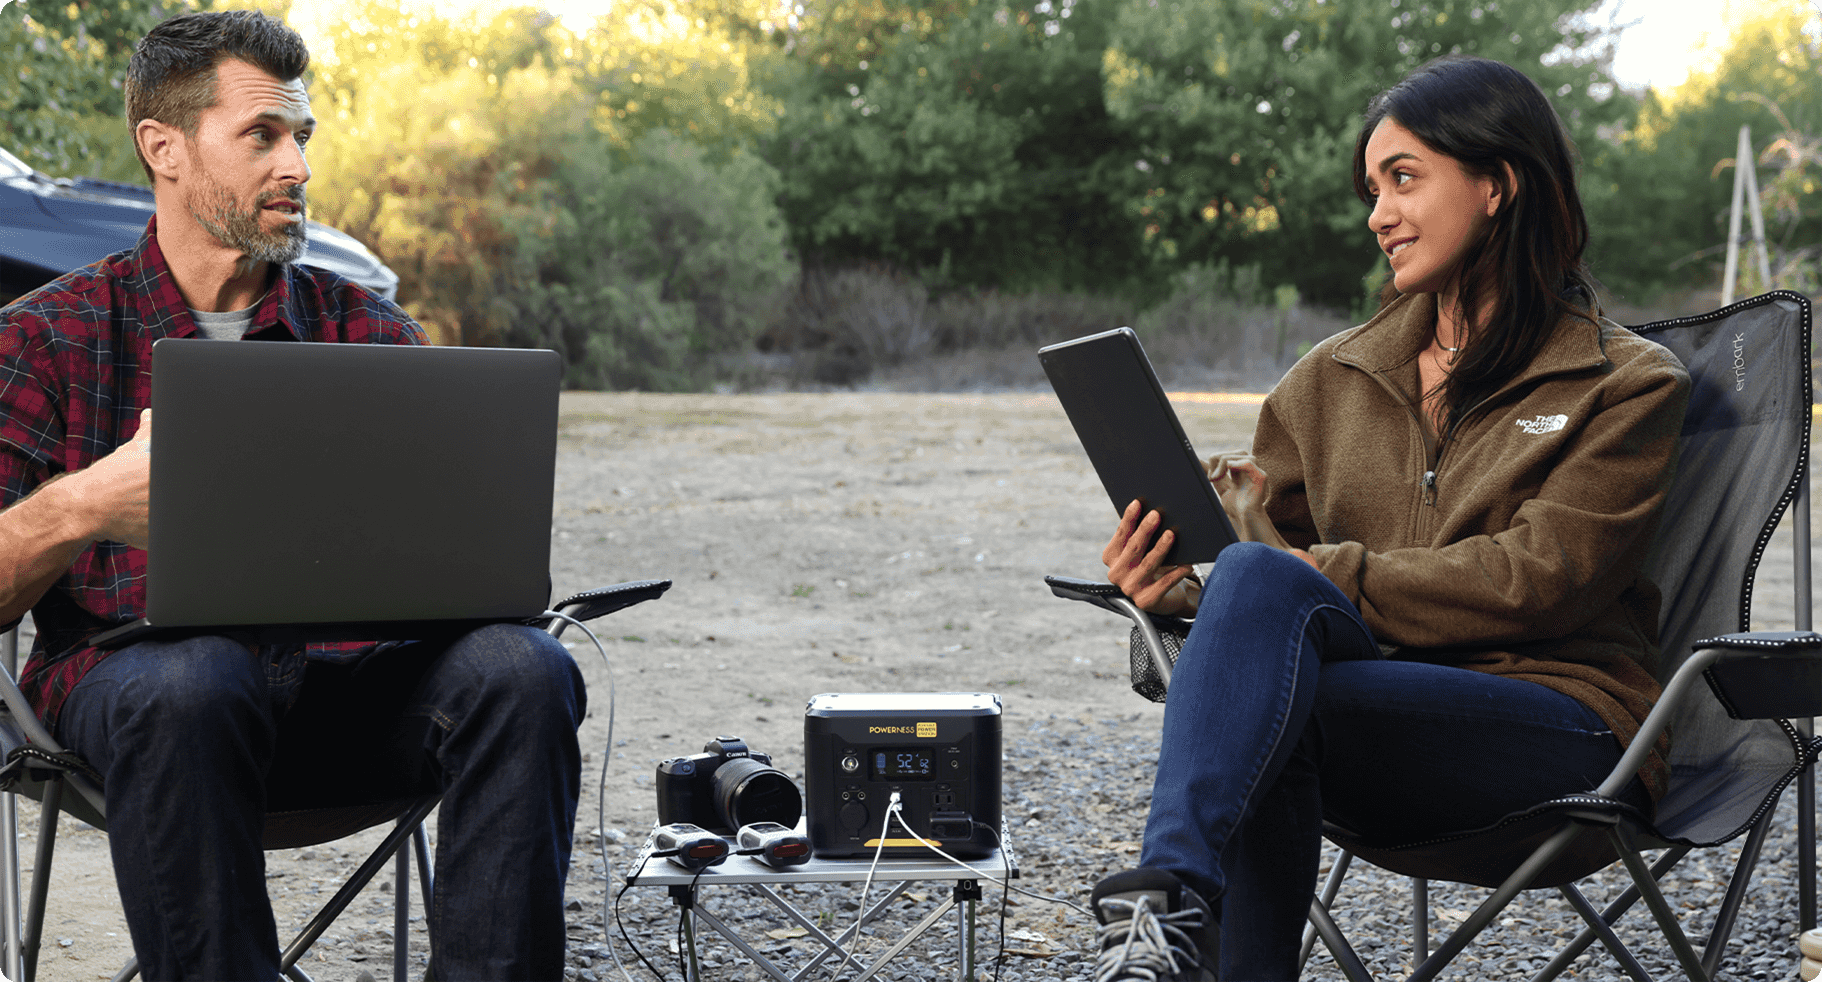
1091 867 1220 981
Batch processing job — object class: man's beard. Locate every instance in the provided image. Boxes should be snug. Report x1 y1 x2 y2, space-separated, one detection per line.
186 171 307 266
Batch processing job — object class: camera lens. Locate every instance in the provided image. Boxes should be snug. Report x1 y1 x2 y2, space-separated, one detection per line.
713 757 803 831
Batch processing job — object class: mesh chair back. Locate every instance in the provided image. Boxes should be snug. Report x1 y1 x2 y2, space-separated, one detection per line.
1633 290 1813 846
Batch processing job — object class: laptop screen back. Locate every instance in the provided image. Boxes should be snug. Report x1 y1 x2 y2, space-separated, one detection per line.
147 339 561 628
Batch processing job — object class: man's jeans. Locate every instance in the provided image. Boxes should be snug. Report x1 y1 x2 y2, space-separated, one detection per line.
55 623 585 981
1138 543 1651 981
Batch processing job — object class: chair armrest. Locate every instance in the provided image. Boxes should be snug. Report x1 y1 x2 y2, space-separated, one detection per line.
1045 575 1132 615
1592 631 1822 798
1045 575 1193 695
530 579 672 638
1044 575 1193 633
1693 631 1822 721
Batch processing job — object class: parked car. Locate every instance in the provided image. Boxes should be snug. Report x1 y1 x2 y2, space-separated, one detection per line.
0 144 398 306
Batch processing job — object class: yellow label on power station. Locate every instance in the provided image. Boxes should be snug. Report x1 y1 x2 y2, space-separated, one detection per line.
916 721 938 738
866 837 942 849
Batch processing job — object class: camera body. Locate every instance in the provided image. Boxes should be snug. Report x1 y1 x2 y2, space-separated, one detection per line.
655 736 803 835
803 692 1001 858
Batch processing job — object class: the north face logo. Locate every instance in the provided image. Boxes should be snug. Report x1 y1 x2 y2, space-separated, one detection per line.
1516 414 1569 435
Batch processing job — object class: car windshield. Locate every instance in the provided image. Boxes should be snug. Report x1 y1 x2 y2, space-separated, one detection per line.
0 147 32 180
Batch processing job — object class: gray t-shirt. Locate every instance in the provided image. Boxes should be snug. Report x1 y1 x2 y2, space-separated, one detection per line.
189 303 259 340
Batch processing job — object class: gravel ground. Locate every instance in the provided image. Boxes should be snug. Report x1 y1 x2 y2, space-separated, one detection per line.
570 724 1817 982
10 390 1819 982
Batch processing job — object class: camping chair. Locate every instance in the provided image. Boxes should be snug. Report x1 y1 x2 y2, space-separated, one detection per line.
0 577 671 982
1044 289 1817 981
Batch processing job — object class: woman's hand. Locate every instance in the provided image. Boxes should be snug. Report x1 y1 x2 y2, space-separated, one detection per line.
1205 451 1291 551
1102 499 1200 616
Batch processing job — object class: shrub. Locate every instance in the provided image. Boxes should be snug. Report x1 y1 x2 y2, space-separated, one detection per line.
501 129 797 390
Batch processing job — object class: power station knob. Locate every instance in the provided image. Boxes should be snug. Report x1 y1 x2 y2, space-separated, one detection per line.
841 755 861 774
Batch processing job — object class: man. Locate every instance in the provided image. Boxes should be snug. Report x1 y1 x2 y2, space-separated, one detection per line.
0 11 584 979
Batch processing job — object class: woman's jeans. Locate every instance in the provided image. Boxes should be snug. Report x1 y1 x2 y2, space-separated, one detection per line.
1138 543 1649 981
54 623 585 982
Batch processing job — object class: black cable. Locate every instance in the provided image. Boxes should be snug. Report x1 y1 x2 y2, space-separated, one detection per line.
676 865 712 980
612 877 669 982
972 821 1012 982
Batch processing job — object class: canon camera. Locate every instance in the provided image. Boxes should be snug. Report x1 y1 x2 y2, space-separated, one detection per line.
655 736 803 835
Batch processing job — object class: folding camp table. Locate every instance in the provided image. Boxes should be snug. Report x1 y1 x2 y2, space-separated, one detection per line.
624 831 1020 982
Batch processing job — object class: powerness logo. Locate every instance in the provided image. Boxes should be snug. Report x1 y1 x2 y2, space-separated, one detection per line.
865 722 940 737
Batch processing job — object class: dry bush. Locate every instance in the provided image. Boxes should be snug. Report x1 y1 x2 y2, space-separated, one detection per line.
757 265 1138 387
1133 263 1350 391
750 261 1349 392
929 289 1136 351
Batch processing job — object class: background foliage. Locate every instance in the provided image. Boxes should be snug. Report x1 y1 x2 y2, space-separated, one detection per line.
3 0 1818 387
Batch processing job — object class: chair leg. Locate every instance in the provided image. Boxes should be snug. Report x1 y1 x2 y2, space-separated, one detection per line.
1701 805 1776 978
2 792 22 982
412 820 433 952
1412 878 1428 963
22 778 62 982
413 821 433 906
1408 822 1585 982
1305 895 1375 982
394 830 410 982
1531 845 1689 981
1550 883 1653 982
278 796 440 975
1610 825 1710 981
1801 745 1817 930
1300 848 1355 971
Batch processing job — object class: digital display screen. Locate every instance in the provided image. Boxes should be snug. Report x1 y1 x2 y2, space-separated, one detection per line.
872 747 936 781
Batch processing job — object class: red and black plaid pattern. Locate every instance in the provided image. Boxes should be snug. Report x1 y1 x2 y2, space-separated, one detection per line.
0 218 428 730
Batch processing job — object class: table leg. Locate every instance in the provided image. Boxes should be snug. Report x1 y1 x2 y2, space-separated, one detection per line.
850 894 960 981
954 880 982 982
684 903 795 982
668 884 705 982
770 882 915 980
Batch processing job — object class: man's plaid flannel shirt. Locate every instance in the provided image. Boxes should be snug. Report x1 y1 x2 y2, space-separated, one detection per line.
0 218 428 731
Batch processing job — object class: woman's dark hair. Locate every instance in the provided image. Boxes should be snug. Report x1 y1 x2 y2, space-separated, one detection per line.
125 11 310 182
1351 55 1598 440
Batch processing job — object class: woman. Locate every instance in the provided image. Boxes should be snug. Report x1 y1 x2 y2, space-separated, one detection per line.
1087 56 1689 982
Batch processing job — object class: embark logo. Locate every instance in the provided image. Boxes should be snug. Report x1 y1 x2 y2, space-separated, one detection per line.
1733 333 1747 391
1515 414 1569 435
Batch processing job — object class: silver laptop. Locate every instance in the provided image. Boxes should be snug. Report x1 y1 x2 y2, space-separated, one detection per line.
92 338 562 648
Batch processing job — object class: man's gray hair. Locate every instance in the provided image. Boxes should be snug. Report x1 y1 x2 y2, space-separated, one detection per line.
124 10 310 181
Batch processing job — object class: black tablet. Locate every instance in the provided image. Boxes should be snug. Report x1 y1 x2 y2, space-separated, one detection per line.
1039 327 1239 566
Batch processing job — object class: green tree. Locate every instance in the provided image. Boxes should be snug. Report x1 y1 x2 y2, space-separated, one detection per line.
0 0 189 178
1099 0 1629 307
302 0 795 383
1588 1 1821 300
759 0 1150 293
501 129 797 389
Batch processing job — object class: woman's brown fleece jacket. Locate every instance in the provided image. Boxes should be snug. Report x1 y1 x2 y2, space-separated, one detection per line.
1254 292 1691 801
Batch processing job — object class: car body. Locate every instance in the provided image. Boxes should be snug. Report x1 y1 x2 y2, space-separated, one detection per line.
0 144 399 306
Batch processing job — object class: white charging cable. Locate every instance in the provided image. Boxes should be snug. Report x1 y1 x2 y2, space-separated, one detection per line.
826 790 901 979
884 806 1089 916
541 608 640 982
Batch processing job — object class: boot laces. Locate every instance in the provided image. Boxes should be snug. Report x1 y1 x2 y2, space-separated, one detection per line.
1093 894 1207 982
